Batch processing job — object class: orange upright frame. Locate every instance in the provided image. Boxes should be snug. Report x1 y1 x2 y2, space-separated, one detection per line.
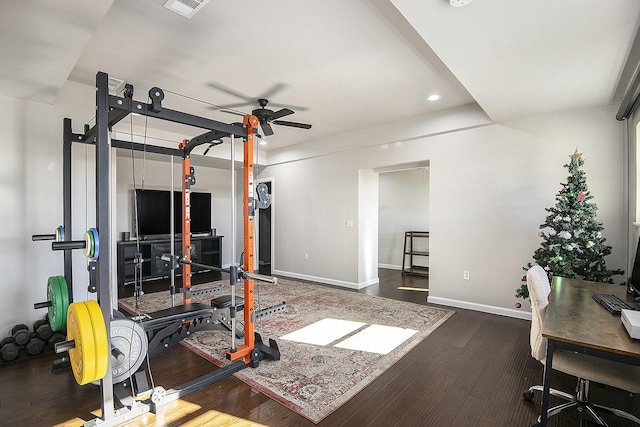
179 118 259 364
226 114 259 363
178 139 192 305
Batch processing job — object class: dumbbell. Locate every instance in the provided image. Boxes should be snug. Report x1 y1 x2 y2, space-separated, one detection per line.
24 335 45 356
47 332 65 349
11 324 30 346
1 337 20 362
33 318 54 341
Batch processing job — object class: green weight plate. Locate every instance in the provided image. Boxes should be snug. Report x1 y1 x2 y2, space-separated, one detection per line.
55 226 64 242
89 228 99 260
47 276 64 332
56 276 69 331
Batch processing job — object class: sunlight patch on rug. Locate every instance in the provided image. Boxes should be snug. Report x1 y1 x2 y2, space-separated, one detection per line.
334 324 417 354
280 318 365 345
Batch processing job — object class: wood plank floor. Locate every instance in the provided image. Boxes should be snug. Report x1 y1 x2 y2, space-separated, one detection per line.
1 269 638 426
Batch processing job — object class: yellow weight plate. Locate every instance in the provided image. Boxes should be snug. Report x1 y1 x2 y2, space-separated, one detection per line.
84 300 108 382
67 302 96 385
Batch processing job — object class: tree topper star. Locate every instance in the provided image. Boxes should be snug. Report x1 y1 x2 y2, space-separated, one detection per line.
569 147 582 165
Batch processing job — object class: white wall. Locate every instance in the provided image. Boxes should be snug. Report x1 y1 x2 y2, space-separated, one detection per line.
0 80 628 336
378 168 430 269
261 104 627 318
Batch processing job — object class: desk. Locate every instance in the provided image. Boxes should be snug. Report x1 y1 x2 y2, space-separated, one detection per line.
539 277 640 426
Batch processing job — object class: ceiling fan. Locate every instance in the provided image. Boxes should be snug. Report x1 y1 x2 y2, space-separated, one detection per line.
224 98 312 136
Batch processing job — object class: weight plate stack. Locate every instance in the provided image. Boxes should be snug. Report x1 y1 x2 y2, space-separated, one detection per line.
67 301 96 385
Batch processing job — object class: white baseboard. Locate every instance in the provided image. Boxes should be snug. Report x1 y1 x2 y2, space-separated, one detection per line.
378 263 402 270
427 296 532 321
272 269 379 290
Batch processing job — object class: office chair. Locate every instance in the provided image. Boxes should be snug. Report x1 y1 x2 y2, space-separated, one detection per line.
523 265 640 426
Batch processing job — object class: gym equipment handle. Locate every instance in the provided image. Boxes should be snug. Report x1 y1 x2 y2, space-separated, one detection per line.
55 339 76 353
32 234 56 241
52 241 86 251
244 272 278 285
34 301 53 309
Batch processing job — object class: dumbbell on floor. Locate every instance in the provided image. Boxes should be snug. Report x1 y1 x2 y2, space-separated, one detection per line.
1 337 20 362
24 334 45 356
11 324 30 346
33 318 54 341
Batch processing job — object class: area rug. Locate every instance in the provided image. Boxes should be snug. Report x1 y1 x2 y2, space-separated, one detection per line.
119 278 454 423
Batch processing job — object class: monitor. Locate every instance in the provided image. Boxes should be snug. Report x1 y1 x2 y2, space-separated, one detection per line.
628 236 640 298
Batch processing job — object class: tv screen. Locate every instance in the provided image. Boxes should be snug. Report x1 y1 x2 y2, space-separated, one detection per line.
173 191 212 234
135 189 171 237
134 189 211 238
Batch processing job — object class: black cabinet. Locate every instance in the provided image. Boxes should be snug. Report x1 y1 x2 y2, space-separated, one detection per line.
117 236 222 289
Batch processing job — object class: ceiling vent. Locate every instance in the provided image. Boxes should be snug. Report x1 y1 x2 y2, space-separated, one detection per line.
108 77 126 96
163 0 211 18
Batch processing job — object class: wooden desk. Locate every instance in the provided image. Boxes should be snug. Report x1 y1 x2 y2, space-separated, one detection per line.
539 277 640 426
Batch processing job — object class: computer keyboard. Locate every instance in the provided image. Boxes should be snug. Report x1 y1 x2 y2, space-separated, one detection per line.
592 293 635 314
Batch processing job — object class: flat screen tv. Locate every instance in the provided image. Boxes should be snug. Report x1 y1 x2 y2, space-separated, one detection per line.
134 189 211 238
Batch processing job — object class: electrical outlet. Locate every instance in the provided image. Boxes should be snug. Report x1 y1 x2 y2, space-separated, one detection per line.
463 270 470 280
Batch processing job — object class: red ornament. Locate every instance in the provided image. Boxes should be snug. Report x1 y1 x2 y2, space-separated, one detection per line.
515 302 522 309
559 188 566 194
521 275 527 282
578 191 585 202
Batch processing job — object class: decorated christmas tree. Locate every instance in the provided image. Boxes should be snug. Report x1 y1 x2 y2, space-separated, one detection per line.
516 148 624 301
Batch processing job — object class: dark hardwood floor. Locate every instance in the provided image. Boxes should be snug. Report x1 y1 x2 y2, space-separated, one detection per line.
1 269 638 426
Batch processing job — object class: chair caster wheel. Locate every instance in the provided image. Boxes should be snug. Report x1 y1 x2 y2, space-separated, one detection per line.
523 390 535 401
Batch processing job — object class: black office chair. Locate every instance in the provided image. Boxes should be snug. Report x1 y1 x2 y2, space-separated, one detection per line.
523 265 640 426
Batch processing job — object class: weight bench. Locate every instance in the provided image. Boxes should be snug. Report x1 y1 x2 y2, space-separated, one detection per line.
140 298 245 359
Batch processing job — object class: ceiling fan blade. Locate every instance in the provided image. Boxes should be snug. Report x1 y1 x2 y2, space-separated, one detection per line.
272 120 312 129
206 82 252 102
270 108 294 120
261 121 274 136
260 83 288 101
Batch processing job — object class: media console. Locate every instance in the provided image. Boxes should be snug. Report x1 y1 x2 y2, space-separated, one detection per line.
116 235 223 290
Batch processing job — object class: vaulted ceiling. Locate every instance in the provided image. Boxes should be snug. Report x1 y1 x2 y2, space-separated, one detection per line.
1 0 639 152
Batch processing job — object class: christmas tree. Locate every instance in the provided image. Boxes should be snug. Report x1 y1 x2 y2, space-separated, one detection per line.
516 148 624 301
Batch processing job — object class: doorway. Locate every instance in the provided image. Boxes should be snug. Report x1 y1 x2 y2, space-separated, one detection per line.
257 180 272 275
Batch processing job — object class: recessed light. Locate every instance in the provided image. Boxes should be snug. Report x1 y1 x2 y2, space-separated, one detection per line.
450 0 472 7
427 94 441 102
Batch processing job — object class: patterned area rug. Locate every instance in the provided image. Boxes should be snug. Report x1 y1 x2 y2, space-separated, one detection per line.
119 278 454 424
